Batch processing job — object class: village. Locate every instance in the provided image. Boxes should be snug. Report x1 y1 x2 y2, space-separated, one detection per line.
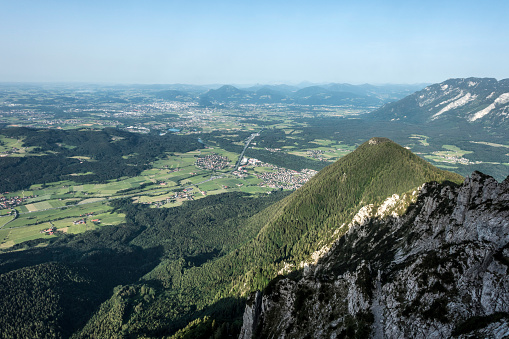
307 149 326 161
429 152 481 165
256 167 318 190
233 157 318 190
195 153 232 170
72 212 101 225
0 195 32 210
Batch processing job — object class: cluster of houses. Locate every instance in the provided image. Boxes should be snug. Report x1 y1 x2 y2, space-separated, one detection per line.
195 154 231 171
72 213 100 225
229 156 318 190
175 188 195 201
307 149 327 161
264 147 282 152
430 152 479 165
256 168 318 190
73 218 87 225
232 157 268 178
40 226 57 235
0 195 32 210
149 189 197 208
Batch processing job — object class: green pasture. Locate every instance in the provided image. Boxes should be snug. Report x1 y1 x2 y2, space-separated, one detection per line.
0 215 14 228
242 175 263 186
0 228 11 247
441 145 473 157
0 135 36 156
196 181 223 191
185 174 214 185
8 201 114 229
136 193 175 204
239 186 272 194
410 134 430 146
310 139 336 146
23 199 71 212
0 209 12 216
470 141 509 149
0 223 56 248
162 154 198 168
194 188 230 198
64 223 97 234
78 198 106 204
0 202 125 248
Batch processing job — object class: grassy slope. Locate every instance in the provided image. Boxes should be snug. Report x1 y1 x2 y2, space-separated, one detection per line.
75 138 464 338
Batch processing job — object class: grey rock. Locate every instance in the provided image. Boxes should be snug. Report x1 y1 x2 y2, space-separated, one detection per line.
239 172 509 338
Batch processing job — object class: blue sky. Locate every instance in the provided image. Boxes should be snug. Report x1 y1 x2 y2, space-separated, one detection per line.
1 0 508 85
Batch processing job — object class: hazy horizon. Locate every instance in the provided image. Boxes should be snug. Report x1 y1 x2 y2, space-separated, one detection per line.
0 80 434 87
2 0 508 85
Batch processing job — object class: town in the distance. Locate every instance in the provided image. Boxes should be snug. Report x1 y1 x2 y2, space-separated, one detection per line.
1 79 508 248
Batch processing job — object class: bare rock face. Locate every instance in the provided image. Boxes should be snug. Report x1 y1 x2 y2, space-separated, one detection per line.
238 291 262 339
239 172 509 338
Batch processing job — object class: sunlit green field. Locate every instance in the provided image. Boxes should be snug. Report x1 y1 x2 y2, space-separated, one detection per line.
0 135 36 156
0 199 125 248
0 145 279 247
4 114 503 252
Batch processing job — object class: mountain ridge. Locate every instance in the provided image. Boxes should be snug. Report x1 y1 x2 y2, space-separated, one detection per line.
370 77 509 127
0 137 466 338
239 171 509 338
149 83 426 106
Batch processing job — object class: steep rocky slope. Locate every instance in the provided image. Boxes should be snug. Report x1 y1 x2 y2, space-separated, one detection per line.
240 171 509 338
370 77 509 126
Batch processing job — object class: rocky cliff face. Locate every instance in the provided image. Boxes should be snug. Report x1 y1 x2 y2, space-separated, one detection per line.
239 171 509 338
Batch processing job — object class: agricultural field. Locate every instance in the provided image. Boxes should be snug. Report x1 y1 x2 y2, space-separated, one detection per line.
409 134 430 146
0 200 125 248
470 141 509 149
3 123 505 249
0 138 327 248
0 135 36 156
423 144 476 167
1 86 507 251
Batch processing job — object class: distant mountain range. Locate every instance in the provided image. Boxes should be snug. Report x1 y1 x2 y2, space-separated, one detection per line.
370 77 509 126
153 83 427 107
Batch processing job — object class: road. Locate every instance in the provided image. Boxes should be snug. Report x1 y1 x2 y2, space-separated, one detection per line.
0 209 18 229
1 132 262 231
233 130 261 170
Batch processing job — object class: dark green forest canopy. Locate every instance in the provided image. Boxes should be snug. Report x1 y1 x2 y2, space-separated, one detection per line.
0 138 464 339
0 137 466 339
71 139 464 338
0 191 290 338
0 127 203 192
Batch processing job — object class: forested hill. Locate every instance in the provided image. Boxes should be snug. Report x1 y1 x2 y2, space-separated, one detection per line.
198 84 423 107
0 191 291 338
71 138 463 338
0 127 203 192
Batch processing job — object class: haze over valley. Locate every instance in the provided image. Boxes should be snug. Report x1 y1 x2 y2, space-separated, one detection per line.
1 0 509 338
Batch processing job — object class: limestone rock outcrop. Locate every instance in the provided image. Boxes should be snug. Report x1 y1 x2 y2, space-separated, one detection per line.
240 172 509 338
